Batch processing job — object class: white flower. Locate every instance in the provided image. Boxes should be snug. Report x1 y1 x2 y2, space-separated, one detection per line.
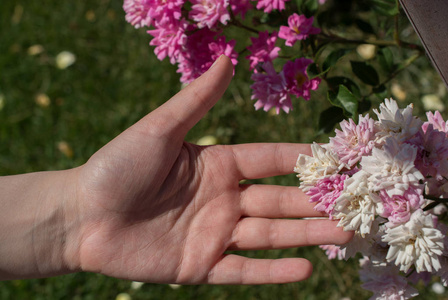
333 171 383 237
294 143 344 192
361 139 424 197
342 218 388 260
382 209 444 273
56 51 76 69
373 98 422 144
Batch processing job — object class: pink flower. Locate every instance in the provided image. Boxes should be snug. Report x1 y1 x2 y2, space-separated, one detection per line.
379 187 425 227
176 28 237 83
407 124 448 179
320 245 346 260
123 0 152 28
283 58 320 100
255 0 289 13
189 0 230 29
230 0 252 19
359 257 419 299
147 19 188 64
147 0 184 25
279 14 320 46
329 114 377 168
307 174 348 219
246 31 281 70
423 111 448 134
250 61 291 114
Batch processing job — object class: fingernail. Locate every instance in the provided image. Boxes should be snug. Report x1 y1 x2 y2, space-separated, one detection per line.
210 55 224 70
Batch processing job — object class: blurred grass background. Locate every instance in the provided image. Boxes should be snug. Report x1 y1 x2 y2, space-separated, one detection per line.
1 0 448 299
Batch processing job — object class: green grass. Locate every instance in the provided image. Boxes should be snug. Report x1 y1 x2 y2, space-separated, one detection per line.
1 0 448 299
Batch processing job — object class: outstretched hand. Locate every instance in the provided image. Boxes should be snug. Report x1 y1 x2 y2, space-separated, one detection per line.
73 56 352 285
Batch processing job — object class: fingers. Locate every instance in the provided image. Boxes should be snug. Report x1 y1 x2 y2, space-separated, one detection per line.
142 55 234 140
231 143 312 180
239 185 325 218
207 255 313 284
228 218 353 251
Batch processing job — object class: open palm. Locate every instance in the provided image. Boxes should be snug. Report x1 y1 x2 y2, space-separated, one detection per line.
74 56 352 285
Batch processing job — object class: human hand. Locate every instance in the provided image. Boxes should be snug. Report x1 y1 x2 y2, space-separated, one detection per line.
72 56 352 285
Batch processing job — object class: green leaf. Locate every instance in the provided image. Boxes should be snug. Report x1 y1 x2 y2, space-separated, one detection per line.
307 63 321 79
373 84 388 99
370 0 399 16
328 85 359 119
322 49 352 72
326 76 361 98
354 18 375 34
304 0 319 16
377 47 395 73
358 100 372 114
318 106 345 134
350 61 380 86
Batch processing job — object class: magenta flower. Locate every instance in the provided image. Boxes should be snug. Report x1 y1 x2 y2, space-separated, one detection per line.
279 14 320 46
189 0 230 29
423 111 448 134
246 31 281 70
230 0 252 19
147 19 188 64
307 174 348 219
329 114 377 168
255 0 289 13
250 61 292 114
283 58 320 100
147 0 184 25
123 0 151 28
176 28 237 83
379 187 425 227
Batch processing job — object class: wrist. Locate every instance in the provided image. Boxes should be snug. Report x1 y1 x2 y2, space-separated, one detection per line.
0 168 83 279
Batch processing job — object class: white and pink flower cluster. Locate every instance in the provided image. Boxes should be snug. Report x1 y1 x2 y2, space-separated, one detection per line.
123 0 322 113
295 98 448 299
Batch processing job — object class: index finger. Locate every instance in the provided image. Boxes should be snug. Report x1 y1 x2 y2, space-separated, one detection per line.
230 143 312 180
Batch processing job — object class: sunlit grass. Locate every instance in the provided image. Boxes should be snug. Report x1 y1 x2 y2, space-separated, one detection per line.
1 0 448 299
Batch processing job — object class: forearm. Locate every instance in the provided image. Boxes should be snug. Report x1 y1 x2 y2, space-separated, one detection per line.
0 168 82 280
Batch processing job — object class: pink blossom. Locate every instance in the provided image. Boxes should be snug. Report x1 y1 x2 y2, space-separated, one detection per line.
279 14 320 46
407 124 448 179
230 0 252 19
329 114 377 168
319 0 327 3
255 0 289 13
123 0 152 28
423 111 448 134
320 245 346 260
250 61 291 114
379 187 425 227
189 0 230 29
307 174 348 219
246 31 281 70
147 19 188 64
147 0 184 25
176 28 237 83
359 257 419 299
283 58 320 100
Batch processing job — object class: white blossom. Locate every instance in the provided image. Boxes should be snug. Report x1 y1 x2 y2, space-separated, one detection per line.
294 143 344 192
333 171 383 237
373 98 422 144
382 209 444 273
361 138 424 197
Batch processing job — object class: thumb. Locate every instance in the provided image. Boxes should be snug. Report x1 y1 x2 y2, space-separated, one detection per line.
138 55 234 139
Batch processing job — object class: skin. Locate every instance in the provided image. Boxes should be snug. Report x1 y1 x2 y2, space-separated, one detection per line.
0 56 352 284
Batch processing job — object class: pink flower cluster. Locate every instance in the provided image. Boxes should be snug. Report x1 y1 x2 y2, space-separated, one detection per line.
123 0 322 112
295 98 448 299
